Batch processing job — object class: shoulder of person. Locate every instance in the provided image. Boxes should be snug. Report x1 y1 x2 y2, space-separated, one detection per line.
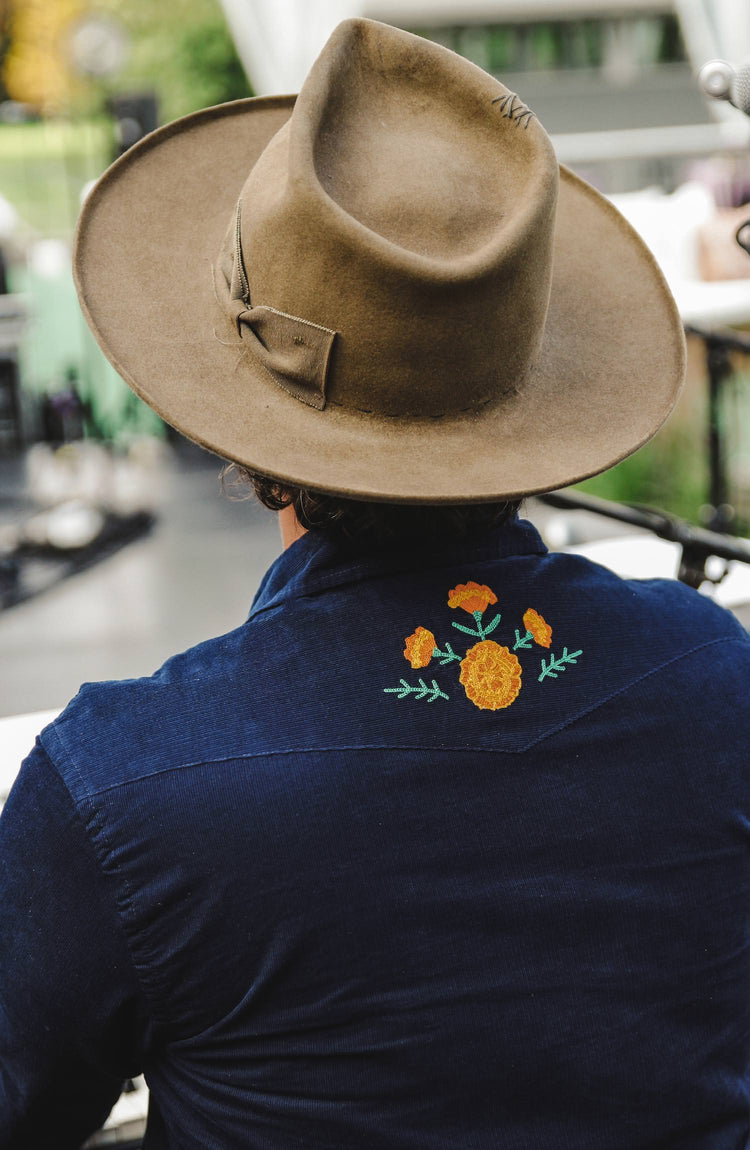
626 573 748 638
555 547 749 644
37 621 258 807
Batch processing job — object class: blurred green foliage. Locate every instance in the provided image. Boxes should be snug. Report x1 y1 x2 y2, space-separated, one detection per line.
0 0 250 437
173 17 249 112
0 0 250 239
89 0 250 121
576 419 710 525
577 365 750 533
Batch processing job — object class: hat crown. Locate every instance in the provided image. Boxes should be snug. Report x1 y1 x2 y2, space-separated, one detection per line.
223 18 559 419
74 17 684 502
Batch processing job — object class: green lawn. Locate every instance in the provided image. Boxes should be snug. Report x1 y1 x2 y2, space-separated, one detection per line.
0 119 113 237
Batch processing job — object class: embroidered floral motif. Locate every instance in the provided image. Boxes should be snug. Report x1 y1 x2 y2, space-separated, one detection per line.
459 641 522 710
448 581 501 640
404 626 435 669
448 582 497 615
383 579 581 711
523 608 552 648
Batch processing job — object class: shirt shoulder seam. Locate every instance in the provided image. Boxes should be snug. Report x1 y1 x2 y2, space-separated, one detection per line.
520 633 748 751
42 635 748 798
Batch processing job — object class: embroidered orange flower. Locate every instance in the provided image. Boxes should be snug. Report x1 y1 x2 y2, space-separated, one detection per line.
459 641 522 710
403 626 436 669
447 582 498 616
523 608 552 648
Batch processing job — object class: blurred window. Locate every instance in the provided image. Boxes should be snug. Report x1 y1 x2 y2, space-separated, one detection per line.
411 13 685 76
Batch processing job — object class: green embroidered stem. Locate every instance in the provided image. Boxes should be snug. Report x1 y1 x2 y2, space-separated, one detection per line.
432 642 461 665
383 678 449 702
480 611 502 637
513 629 533 651
538 647 583 682
451 610 501 641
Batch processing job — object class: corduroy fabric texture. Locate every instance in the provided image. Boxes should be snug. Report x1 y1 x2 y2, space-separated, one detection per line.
73 18 685 502
2 519 749 1148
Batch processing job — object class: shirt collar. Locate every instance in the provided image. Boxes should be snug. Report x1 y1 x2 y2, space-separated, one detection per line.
249 516 547 619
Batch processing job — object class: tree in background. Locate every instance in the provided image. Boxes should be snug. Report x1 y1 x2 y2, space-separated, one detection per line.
92 0 250 120
0 0 252 442
3 0 84 111
1 0 249 120
173 16 249 111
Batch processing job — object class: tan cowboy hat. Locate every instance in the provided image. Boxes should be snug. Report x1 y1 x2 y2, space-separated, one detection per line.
73 17 685 503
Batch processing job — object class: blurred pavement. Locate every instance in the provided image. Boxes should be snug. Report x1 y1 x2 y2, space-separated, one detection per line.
0 443 280 720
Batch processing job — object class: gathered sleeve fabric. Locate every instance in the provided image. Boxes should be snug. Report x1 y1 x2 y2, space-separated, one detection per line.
0 742 151 1150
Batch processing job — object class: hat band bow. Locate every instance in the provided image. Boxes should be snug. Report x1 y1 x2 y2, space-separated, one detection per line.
232 302 336 411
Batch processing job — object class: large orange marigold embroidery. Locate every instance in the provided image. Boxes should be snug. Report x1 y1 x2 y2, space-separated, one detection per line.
403 626 436 669
448 581 498 615
523 608 552 648
459 641 522 710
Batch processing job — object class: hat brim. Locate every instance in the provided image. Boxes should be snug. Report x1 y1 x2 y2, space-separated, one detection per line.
74 95 685 503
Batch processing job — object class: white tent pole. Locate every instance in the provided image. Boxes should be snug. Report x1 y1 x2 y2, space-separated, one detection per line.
673 0 750 69
712 0 750 63
217 0 366 95
218 0 279 95
672 0 750 124
673 0 721 68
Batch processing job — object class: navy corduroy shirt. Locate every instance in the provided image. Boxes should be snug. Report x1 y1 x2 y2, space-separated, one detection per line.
1 517 749 1149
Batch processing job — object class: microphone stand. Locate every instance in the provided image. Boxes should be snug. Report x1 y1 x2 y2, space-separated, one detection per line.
537 488 750 590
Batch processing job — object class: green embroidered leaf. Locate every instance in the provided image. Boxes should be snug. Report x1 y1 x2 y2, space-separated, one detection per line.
383 677 412 699
538 647 583 682
384 677 449 702
514 629 533 650
428 679 449 702
433 641 461 665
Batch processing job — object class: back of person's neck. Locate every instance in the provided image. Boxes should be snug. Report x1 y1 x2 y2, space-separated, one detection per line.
279 505 308 551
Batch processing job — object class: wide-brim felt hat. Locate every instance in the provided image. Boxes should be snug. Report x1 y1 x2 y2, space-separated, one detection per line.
74 18 685 503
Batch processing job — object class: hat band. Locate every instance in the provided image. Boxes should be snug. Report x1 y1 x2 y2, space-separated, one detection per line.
214 202 337 412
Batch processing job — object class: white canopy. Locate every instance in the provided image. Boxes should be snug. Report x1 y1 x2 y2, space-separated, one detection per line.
217 0 364 95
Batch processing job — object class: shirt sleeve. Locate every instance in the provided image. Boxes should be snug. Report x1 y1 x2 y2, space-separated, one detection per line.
0 742 151 1150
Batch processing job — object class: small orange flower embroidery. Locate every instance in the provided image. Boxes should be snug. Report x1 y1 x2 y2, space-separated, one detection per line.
448 582 498 616
404 626 436 669
459 641 522 710
523 608 552 649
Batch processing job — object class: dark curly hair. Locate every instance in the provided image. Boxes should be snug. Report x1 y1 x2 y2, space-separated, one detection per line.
223 465 522 546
